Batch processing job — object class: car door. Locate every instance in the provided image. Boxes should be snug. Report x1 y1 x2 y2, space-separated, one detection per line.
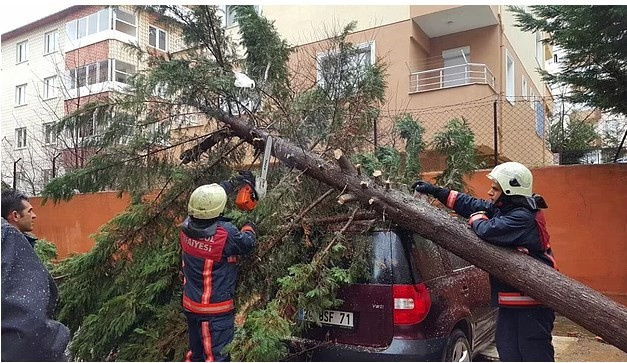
442 249 494 350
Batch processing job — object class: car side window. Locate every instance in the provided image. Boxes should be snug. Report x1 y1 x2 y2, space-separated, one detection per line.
411 235 447 280
447 251 473 271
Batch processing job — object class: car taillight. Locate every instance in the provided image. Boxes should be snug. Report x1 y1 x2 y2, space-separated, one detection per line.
393 283 431 325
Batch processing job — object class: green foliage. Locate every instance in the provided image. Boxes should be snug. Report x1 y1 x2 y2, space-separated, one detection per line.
549 117 599 152
45 5 471 362
395 113 425 181
433 118 480 191
509 5 627 116
34 239 58 271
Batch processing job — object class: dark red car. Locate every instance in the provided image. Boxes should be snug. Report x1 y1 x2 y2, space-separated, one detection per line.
289 229 497 361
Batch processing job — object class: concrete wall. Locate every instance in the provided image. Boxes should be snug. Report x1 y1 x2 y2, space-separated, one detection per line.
29 164 627 306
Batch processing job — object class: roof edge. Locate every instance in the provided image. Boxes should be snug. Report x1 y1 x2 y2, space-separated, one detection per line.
1 6 88 42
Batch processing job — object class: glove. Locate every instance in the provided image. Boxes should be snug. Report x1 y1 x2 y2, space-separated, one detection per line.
234 170 256 187
411 180 438 196
241 221 257 235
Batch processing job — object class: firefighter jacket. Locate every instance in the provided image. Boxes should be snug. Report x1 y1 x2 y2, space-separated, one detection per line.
433 189 557 308
1 218 70 361
180 216 256 316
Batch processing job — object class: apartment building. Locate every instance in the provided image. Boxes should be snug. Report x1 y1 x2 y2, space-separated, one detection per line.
246 5 555 169
1 5 186 195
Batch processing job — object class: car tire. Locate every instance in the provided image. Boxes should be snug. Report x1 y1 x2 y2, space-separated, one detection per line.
444 329 471 362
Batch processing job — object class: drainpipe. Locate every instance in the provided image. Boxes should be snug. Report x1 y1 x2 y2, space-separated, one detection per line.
13 158 22 190
497 6 504 161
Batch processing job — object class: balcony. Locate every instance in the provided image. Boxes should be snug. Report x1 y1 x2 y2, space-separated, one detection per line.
409 63 496 94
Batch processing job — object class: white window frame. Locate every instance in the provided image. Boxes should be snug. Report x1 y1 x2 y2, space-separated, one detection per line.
43 76 57 99
16 40 28 63
148 25 168 51
316 41 376 88
43 122 56 145
529 89 536 110
521 76 528 101
221 5 260 28
44 30 58 54
505 49 515 104
15 84 27 106
15 127 27 149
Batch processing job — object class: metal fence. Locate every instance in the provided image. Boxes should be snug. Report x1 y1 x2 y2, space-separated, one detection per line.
377 95 627 171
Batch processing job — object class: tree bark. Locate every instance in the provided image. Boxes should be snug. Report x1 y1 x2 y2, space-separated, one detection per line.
213 114 627 353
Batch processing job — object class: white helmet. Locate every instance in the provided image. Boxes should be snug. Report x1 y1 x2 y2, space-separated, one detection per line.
487 162 533 197
188 184 227 219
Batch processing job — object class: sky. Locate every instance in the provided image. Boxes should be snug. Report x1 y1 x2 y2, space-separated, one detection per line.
1 3 70 35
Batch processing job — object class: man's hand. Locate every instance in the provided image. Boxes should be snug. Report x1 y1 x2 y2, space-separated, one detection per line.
412 180 437 196
241 221 257 235
235 170 256 187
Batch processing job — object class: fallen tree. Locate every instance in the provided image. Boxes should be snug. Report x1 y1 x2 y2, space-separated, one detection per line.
210 111 627 352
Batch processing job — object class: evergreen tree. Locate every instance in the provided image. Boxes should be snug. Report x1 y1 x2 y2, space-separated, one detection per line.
509 5 627 116
41 6 481 361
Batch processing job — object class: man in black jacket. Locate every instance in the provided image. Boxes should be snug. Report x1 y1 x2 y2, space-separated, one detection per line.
413 162 556 362
1 190 70 361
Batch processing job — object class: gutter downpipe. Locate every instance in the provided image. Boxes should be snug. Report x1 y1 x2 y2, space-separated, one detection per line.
497 6 504 164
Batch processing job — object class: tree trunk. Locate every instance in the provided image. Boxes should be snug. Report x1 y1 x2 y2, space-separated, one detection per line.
212 113 627 353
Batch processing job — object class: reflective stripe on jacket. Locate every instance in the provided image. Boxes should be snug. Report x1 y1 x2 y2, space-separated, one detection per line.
437 190 557 308
180 217 256 315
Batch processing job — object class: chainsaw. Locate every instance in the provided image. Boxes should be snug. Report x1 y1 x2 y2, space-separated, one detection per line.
235 136 272 212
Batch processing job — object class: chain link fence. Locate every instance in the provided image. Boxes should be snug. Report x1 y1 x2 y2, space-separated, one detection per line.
378 95 627 172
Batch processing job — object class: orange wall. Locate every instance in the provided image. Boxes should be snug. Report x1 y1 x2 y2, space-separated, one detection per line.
31 192 131 258
30 164 627 305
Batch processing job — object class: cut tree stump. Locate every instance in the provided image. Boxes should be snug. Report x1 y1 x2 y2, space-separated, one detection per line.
203 112 627 353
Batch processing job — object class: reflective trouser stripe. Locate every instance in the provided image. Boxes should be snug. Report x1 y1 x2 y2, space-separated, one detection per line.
201 321 214 362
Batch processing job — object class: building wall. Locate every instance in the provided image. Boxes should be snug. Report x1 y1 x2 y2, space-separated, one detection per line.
1 13 72 194
30 164 627 306
261 5 409 46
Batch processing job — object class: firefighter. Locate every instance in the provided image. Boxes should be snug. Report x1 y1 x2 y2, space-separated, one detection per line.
413 162 557 362
180 176 257 362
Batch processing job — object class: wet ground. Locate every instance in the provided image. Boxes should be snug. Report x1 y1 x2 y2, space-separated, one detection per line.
479 315 627 362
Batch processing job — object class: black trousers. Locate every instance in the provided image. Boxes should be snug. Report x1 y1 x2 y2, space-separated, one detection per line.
184 311 235 362
496 307 555 362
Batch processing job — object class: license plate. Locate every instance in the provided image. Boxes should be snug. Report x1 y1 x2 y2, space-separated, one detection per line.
300 309 354 328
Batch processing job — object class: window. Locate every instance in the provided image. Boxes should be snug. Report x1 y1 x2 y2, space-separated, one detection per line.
15 128 27 149
43 169 53 184
223 5 260 27
69 60 110 89
535 31 543 64
66 8 124 41
521 76 528 100
529 89 536 110
44 76 57 99
148 26 167 51
317 41 374 95
505 50 515 103
114 60 136 83
43 123 56 145
16 41 28 63
553 54 558 63
442 46 470 87
114 7 137 37
536 100 545 137
15 84 27 106
44 30 58 54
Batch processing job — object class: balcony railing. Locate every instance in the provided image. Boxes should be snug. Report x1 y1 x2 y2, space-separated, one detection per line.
409 63 496 94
